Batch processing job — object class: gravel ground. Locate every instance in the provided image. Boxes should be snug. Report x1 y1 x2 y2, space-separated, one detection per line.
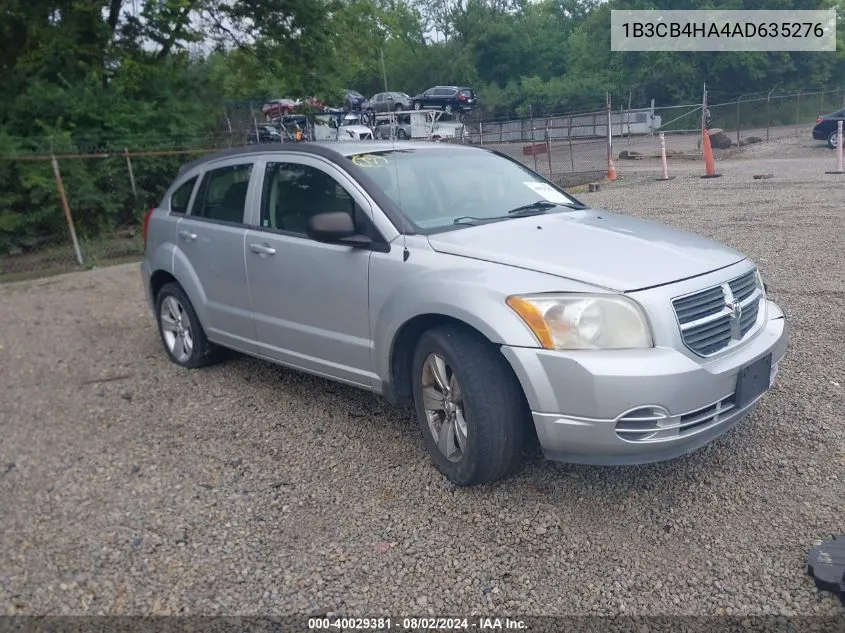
1 135 844 620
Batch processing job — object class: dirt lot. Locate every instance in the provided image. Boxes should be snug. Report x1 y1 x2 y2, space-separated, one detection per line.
1 134 844 619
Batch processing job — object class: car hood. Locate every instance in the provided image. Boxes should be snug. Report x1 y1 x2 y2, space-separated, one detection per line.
426 209 746 292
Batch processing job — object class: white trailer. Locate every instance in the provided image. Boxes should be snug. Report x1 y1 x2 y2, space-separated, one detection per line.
312 113 374 141
374 110 465 141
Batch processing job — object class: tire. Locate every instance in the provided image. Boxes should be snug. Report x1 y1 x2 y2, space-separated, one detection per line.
397 129 408 140
828 130 839 149
395 103 403 112
444 104 453 115
413 101 422 110
411 325 527 486
155 282 226 369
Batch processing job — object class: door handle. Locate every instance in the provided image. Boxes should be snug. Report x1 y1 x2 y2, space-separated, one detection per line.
249 243 276 256
179 230 197 242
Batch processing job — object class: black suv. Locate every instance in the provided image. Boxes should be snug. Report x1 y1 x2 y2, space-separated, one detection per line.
813 109 844 149
411 86 477 114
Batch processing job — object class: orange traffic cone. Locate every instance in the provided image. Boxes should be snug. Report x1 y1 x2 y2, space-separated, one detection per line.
701 129 721 179
607 153 618 181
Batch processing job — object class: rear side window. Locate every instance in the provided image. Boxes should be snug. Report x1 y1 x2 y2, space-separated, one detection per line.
459 89 473 97
191 163 253 224
170 177 197 214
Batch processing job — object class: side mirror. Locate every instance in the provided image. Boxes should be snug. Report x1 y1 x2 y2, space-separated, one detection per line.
306 212 374 250
307 212 355 242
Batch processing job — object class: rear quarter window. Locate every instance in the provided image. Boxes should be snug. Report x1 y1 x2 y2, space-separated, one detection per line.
170 176 197 214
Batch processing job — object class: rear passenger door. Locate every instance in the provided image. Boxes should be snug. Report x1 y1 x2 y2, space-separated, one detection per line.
174 160 259 354
244 155 376 388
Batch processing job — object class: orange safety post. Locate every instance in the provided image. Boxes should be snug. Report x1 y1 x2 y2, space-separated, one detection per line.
701 129 721 179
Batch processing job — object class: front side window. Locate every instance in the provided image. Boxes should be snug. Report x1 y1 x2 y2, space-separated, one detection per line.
347 149 581 232
191 163 253 224
170 176 197 214
260 162 357 235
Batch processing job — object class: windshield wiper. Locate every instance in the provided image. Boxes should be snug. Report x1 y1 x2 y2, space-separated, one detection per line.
506 200 560 215
453 201 565 225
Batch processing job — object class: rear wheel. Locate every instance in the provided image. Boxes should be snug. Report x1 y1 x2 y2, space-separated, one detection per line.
394 103 403 112
155 282 226 369
411 325 527 486
413 101 422 110
444 104 453 115
828 130 839 149
397 129 408 140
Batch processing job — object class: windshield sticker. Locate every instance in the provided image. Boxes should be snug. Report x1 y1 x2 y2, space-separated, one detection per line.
523 181 570 203
352 154 389 168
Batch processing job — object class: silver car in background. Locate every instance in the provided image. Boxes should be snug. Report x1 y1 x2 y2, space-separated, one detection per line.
140 142 789 486
367 92 413 113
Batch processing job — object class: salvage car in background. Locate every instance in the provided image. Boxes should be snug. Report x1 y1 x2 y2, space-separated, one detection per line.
140 142 788 486
367 92 413 113
813 109 844 148
411 86 477 114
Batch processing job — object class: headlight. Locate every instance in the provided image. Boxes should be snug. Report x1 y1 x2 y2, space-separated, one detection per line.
506 293 653 350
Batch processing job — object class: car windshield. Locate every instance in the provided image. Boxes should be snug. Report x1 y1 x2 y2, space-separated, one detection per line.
348 149 582 232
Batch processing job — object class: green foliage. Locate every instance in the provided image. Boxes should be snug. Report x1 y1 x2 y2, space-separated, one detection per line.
1 0 844 255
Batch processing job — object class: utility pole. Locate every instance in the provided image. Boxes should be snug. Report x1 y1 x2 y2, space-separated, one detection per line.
380 48 388 93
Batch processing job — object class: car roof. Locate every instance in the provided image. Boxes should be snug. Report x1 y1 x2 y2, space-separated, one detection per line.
176 141 485 176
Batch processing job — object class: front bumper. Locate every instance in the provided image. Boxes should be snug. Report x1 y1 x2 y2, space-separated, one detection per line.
813 128 828 140
500 300 789 465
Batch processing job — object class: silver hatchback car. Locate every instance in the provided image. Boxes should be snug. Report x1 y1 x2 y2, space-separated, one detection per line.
140 141 789 486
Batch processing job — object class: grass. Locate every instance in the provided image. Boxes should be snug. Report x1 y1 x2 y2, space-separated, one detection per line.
0 234 143 283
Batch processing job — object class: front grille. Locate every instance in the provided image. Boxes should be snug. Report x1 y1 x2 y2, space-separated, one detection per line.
672 270 763 357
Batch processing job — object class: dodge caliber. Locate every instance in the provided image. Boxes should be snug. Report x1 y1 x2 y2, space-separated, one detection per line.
140 142 789 486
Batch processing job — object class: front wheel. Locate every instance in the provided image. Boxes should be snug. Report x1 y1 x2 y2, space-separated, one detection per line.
413 101 422 110
397 129 408 140
411 325 527 486
828 130 839 149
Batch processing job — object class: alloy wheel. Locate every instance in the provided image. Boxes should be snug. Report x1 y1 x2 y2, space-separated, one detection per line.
421 353 468 463
160 296 194 363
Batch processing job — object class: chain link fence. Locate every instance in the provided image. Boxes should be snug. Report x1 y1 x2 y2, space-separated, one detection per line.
3 85 843 280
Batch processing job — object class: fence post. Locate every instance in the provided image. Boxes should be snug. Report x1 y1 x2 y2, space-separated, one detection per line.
650 98 655 140
124 148 138 205
568 116 574 172
796 91 801 133
545 121 552 178
736 95 743 147
51 155 84 267
479 120 484 146
766 88 774 142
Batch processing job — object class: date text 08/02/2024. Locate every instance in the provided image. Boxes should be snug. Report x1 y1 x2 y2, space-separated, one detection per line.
307 617 528 630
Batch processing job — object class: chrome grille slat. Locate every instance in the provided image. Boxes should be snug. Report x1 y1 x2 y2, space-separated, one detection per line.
729 271 757 302
684 316 731 344
672 269 763 357
674 288 725 324
676 297 726 323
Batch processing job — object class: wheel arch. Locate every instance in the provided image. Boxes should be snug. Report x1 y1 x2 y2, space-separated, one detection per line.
386 312 521 409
